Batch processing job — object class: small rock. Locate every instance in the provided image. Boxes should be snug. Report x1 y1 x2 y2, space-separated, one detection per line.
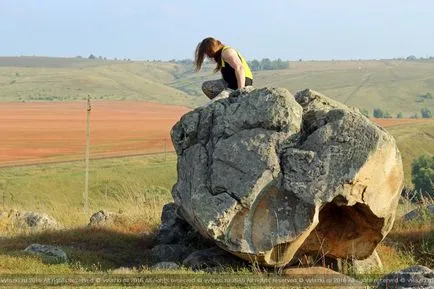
152 262 180 270
24 244 67 264
151 244 194 262
339 249 383 274
376 265 434 289
182 247 245 271
88 210 122 226
156 203 191 244
111 267 136 274
403 205 434 222
0 210 60 232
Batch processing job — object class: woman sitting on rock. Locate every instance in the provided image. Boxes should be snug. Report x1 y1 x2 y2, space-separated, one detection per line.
194 37 253 101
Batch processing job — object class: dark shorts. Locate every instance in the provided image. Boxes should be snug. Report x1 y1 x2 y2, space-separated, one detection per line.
202 78 253 99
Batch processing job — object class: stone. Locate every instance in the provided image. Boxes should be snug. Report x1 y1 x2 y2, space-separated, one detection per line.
88 210 124 226
338 249 383 274
152 262 180 270
0 209 60 232
170 87 404 267
376 265 434 288
156 203 191 244
402 205 434 222
24 244 67 264
182 246 246 271
151 244 194 262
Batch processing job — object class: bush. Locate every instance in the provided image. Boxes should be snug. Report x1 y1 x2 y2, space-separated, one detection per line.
421 108 433 118
373 108 392 118
397 112 404 118
420 93 433 99
411 154 434 198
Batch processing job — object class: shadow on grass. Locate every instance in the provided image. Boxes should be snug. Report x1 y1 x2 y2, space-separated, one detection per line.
0 226 158 271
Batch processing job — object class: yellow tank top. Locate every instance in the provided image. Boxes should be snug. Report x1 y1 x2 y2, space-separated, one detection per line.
221 46 253 79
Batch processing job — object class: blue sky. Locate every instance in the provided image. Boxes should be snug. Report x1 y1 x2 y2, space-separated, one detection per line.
1 0 433 60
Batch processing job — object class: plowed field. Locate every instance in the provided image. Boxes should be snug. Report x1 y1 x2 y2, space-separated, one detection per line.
0 101 190 166
1 102 432 167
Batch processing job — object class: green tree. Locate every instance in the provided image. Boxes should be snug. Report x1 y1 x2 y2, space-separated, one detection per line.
421 108 433 118
373 108 384 118
397 112 404 118
373 108 392 118
412 154 434 197
249 59 260 71
260 58 272 70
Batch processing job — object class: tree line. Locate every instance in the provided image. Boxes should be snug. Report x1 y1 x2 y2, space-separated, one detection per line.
361 108 433 119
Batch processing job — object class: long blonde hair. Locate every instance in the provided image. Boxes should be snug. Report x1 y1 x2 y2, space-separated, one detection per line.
195 37 224 72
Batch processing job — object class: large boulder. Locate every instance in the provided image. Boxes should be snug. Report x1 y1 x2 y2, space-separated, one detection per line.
170 87 404 267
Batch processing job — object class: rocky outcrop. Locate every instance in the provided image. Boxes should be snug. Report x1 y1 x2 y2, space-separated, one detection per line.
0 209 60 233
170 87 404 267
24 244 67 264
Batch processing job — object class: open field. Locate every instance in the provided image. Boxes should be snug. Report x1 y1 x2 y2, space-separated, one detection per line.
0 100 432 185
0 101 189 167
1 57 434 117
0 153 431 288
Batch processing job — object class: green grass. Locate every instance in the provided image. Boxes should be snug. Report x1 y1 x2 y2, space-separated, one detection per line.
0 153 176 228
2 57 434 115
0 57 197 106
385 121 434 186
0 150 432 288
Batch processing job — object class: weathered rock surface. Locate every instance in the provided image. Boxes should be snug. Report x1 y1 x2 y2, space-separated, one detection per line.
339 249 383 274
151 244 195 262
0 209 60 233
151 262 180 270
170 87 404 266
24 244 67 264
376 265 434 289
182 246 246 271
402 205 434 222
156 203 192 244
88 210 124 226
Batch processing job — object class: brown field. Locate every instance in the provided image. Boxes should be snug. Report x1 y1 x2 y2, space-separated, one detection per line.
0 101 190 166
0 101 432 167
371 118 434 128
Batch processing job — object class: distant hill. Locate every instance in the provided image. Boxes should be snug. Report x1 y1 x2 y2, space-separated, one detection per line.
1 57 434 115
0 57 198 107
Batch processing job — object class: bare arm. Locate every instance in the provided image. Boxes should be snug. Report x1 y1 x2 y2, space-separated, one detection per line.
221 48 245 89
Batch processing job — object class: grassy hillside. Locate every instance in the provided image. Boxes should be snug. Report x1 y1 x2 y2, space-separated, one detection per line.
385 121 434 186
0 57 197 106
1 57 434 115
0 153 176 229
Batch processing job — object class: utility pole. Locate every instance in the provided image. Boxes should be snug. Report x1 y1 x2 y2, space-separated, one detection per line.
84 95 91 215
164 138 167 161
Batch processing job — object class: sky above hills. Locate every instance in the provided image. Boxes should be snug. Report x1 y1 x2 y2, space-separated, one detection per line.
1 0 433 60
